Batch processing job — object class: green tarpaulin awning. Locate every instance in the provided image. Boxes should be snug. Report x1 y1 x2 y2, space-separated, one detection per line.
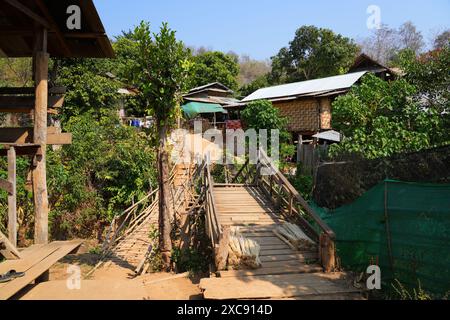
182 102 228 119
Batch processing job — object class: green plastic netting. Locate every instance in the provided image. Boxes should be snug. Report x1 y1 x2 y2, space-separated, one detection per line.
312 180 450 296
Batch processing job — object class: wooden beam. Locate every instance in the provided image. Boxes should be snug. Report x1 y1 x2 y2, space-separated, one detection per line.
33 50 49 245
35 0 72 57
0 145 41 157
0 95 64 113
3 0 50 29
0 87 66 95
0 230 21 260
8 147 17 247
0 128 72 145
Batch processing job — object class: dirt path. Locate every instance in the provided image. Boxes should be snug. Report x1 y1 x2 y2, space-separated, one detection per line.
16 253 203 300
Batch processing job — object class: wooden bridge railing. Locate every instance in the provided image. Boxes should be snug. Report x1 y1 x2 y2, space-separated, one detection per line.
101 167 179 256
202 154 230 271
233 148 336 272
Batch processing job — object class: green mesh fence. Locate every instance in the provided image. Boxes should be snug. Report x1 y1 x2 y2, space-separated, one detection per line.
312 180 450 296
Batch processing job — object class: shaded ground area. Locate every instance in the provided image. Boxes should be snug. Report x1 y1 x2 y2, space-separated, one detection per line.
15 251 204 300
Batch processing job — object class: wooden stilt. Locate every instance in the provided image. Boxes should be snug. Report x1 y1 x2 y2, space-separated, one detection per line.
32 47 49 245
7 146 17 247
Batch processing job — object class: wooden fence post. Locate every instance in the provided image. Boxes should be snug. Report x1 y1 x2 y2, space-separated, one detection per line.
7 147 17 247
320 233 336 273
33 49 50 245
215 226 230 271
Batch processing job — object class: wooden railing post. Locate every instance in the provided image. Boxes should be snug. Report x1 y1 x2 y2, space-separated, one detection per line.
215 226 230 271
320 232 336 273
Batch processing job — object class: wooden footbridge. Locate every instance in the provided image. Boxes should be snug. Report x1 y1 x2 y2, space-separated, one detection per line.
198 150 362 299
0 147 361 300
99 149 361 299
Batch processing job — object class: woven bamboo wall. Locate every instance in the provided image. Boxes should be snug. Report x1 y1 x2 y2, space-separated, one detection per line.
274 97 332 133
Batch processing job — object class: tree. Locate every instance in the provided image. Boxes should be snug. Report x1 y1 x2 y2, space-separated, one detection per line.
238 55 271 85
433 30 450 50
397 47 450 144
126 22 191 268
241 100 295 164
398 21 424 56
238 75 269 98
361 22 425 66
56 58 120 122
330 73 446 159
189 51 239 91
269 26 359 84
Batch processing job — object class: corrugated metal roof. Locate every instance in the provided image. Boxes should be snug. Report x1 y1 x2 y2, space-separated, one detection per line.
188 82 233 94
242 71 367 102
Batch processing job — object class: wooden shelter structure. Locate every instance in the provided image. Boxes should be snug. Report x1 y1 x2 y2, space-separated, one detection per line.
0 0 113 251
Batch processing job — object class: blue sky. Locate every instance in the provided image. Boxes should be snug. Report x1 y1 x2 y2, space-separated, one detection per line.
95 0 450 60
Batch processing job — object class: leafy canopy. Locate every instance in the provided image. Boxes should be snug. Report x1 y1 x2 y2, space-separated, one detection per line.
269 25 359 84
330 73 446 159
189 51 240 91
241 100 295 162
125 21 192 126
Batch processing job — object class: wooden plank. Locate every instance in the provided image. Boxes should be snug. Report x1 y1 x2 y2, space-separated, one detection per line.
246 237 286 245
200 273 358 300
0 95 64 113
7 147 17 246
0 230 21 260
260 249 314 256
261 260 314 268
0 241 63 274
240 232 275 238
260 253 318 263
219 264 323 278
0 128 71 145
0 145 41 157
258 244 290 250
0 87 66 95
18 280 148 300
0 240 83 300
3 0 50 29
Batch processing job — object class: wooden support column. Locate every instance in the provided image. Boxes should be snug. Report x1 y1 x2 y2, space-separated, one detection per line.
32 44 50 245
320 233 336 273
7 147 17 247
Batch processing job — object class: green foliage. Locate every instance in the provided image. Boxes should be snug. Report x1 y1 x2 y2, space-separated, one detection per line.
190 51 240 91
0 58 33 87
126 21 192 126
172 247 209 274
329 73 447 159
47 112 157 239
241 100 295 162
238 75 269 98
397 47 450 144
289 164 313 201
269 25 359 84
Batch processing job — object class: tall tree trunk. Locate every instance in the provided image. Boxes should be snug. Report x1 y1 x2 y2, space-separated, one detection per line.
157 122 173 270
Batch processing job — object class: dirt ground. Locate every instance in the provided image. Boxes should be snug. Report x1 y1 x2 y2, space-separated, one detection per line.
17 251 204 300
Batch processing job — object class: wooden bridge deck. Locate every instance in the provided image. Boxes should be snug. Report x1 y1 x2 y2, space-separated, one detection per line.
200 185 362 300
